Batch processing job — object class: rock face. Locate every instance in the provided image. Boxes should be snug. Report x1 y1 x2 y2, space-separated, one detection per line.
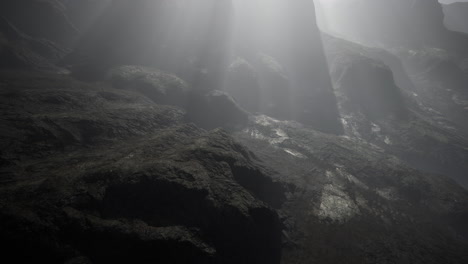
185 90 249 130
2 67 468 263
0 0 77 47
442 2 468 35
2 1 468 264
323 35 468 189
256 54 291 120
235 115 468 264
225 57 260 113
0 17 66 71
224 55 291 120
108 65 190 107
0 71 282 264
316 0 468 53
284 0 343 134
61 0 112 33
329 53 407 120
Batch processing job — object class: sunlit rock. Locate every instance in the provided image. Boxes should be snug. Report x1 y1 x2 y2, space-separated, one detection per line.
318 184 359 222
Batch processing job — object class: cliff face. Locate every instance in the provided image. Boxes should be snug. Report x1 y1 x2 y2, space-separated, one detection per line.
442 2 468 34
0 0 77 47
317 0 468 53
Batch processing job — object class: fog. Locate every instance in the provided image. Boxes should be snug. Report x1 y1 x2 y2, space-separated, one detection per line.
69 0 342 132
2 0 468 262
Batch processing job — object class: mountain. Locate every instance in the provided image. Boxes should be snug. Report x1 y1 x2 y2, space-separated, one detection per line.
1 0 468 263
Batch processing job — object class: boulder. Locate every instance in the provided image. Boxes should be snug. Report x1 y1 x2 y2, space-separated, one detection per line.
108 65 190 107
255 54 291 120
225 57 260 113
332 55 407 120
186 90 248 130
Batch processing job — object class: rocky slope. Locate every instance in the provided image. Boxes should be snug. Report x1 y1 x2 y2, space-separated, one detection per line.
0 18 67 71
1 0 468 264
234 115 468 264
2 66 467 264
0 0 77 47
323 35 468 189
0 71 282 264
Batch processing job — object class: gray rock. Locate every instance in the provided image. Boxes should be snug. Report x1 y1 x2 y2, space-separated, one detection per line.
0 71 282 264
225 57 260 113
0 17 67 71
108 65 190 107
186 90 249 130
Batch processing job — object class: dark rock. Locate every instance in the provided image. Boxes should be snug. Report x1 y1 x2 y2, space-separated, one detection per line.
235 114 468 264
285 0 343 134
66 0 234 87
225 57 260 113
395 47 468 135
108 65 190 107
61 0 112 33
186 90 249 130
0 0 77 47
329 53 407 120
0 70 185 162
0 17 67 71
442 2 468 35
0 71 283 264
323 36 468 189
255 54 292 120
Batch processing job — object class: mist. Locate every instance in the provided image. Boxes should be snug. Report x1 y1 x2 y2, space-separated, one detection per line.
1 0 468 263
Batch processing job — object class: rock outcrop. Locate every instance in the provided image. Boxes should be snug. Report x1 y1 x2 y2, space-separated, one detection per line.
316 0 468 54
323 35 468 189
0 0 77 47
0 71 282 264
225 57 260 113
235 115 468 264
0 17 67 71
185 90 249 130
108 65 190 107
1 1 468 264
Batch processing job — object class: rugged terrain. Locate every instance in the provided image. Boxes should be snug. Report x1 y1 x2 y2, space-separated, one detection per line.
1 0 468 263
